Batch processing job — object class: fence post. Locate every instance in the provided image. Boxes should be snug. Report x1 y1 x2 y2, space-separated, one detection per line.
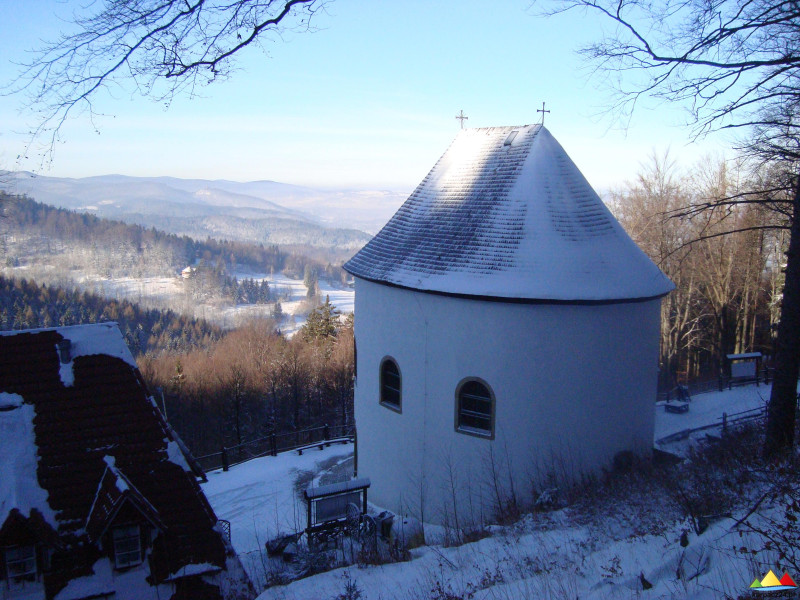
271 433 277 457
324 423 330 446
722 413 728 436
221 447 229 472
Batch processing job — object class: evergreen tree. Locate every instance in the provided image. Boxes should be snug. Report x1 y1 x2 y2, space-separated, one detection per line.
301 296 340 342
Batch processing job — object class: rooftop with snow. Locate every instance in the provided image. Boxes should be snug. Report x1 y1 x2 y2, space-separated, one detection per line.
345 125 674 301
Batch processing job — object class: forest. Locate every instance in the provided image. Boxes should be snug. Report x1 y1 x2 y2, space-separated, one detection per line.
0 193 349 291
0 275 222 355
0 192 356 459
609 155 787 387
138 300 354 459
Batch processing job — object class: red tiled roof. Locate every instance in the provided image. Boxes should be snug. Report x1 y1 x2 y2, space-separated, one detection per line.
0 324 226 594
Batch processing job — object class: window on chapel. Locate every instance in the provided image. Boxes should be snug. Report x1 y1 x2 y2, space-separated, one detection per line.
379 358 401 412
456 378 495 438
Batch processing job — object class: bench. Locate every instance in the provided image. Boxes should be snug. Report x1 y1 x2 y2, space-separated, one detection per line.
665 401 689 414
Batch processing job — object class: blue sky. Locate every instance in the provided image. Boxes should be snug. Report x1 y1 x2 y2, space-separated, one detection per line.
0 0 729 192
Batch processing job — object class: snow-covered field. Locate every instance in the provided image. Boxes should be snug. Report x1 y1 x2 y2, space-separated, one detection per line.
204 384 789 600
7 260 355 334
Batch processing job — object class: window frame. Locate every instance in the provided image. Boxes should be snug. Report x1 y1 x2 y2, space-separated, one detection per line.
454 377 496 439
379 356 402 413
112 524 143 570
4 544 37 585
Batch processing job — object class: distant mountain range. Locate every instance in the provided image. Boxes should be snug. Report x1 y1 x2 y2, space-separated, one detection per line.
4 172 409 250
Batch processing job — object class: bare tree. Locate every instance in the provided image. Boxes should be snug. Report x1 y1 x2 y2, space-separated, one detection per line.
544 0 800 455
8 0 327 160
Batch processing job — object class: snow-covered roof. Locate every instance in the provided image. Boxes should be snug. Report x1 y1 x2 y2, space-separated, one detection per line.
0 397 58 528
345 125 674 301
0 324 227 592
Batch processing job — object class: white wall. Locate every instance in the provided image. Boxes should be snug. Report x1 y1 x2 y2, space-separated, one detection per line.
354 278 662 526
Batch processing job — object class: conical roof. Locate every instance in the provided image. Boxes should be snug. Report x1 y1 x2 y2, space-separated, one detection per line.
345 125 674 301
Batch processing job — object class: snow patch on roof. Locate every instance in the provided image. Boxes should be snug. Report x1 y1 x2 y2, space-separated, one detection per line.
103 456 130 493
345 125 674 301
165 562 222 581
1 322 137 370
59 359 75 387
53 559 114 600
57 323 137 367
0 401 57 527
166 439 192 472
0 391 23 410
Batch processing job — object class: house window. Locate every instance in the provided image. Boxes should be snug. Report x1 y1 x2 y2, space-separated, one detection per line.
455 378 495 438
379 357 401 412
112 525 142 569
5 545 37 584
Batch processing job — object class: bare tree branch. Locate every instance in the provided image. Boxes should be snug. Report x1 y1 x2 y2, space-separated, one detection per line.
4 0 328 164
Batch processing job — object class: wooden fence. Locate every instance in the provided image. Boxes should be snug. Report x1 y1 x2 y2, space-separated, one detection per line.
656 406 767 445
195 423 355 473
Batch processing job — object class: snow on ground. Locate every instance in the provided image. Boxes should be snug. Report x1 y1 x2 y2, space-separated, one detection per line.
75 266 355 334
254 514 759 600
201 444 354 589
655 383 773 442
204 384 783 600
83 276 183 305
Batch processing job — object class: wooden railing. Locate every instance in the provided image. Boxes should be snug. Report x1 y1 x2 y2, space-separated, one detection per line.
657 367 774 402
656 406 767 445
195 423 355 472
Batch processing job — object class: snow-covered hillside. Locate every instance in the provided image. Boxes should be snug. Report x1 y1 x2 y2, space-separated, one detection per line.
203 384 792 600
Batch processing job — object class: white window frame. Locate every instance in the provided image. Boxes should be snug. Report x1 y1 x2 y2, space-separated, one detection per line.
112 524 142 569
5 544 37 586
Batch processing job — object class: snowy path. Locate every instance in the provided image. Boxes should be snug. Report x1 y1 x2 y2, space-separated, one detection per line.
654 383 777 445
202 444 354 588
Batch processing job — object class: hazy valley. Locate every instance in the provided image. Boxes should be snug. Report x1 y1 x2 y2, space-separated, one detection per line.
5 171 408 251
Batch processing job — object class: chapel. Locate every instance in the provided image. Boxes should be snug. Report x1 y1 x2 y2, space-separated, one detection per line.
344 124 674 525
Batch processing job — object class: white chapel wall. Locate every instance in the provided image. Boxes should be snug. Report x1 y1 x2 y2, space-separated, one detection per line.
354 278 662 526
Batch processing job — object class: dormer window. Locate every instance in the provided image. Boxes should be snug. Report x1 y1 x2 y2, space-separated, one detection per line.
112 525 142 569
5 545 37 584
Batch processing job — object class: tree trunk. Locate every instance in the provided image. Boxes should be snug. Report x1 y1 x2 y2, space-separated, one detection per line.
764 178 800 457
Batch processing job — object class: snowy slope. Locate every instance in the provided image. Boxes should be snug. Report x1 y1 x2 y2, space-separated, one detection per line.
204 384 789 600
201 444 354 589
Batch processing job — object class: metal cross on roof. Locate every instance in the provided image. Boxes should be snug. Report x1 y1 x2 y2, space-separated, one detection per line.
537 102 550 125
455 109 469 129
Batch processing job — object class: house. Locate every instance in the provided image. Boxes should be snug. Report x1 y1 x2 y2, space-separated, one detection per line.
0 323 250 600
344 125 674 525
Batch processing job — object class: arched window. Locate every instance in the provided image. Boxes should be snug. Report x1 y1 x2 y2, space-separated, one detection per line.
379 357 401 412
455 378 495 438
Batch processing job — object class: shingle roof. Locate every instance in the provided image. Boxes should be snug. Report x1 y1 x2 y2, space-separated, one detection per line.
345 125 674 301
0 323 226 593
